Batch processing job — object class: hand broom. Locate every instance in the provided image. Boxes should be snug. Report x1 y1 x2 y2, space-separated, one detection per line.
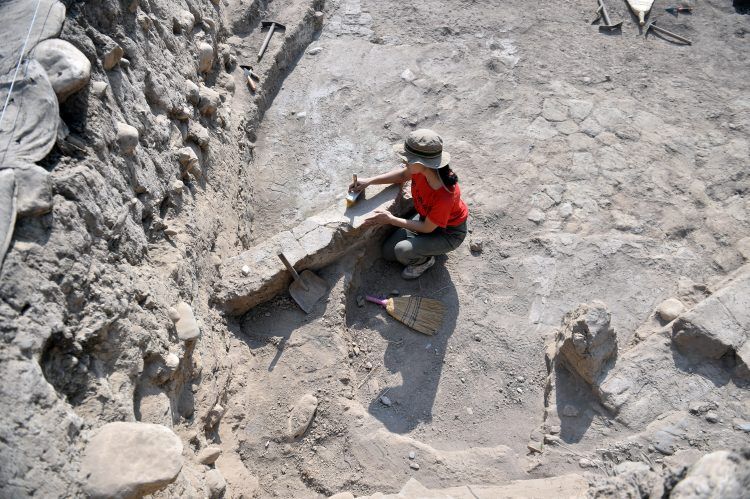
365 295 445 336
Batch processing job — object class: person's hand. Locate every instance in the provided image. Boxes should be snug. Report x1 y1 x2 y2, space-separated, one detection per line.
362 209 395 227
349 177 369 193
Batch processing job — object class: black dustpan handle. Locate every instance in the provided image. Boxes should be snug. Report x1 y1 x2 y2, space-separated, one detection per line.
278 253 309 290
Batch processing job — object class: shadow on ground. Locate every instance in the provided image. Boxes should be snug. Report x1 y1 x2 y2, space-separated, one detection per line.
348 250 459 434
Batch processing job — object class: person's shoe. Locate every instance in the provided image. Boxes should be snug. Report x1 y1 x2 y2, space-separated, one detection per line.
401 256 435 280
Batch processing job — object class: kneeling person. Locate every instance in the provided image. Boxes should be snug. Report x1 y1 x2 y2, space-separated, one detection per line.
353 129 469 279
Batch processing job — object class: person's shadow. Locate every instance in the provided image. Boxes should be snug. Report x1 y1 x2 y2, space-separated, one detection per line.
352 252 459 434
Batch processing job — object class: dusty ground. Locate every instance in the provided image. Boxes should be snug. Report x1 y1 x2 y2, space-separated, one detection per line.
2 0 749 497
211 0 750 496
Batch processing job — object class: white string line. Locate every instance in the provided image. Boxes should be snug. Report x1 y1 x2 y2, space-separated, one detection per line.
0 0 44 136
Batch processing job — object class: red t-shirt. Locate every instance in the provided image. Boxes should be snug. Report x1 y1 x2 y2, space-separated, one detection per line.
411 173 469 228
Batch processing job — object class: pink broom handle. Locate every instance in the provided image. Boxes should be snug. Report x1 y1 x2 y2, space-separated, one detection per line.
365 295 388 307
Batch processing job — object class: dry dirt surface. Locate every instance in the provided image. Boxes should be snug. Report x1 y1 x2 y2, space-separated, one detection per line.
1 0 749 498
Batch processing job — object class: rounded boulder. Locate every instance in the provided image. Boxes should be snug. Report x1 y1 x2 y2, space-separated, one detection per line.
81 422 183 499
33 38 91 103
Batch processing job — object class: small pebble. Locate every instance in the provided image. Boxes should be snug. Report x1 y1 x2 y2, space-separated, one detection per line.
390 289 400 296
409 462 420 470
241 265 251 276
356 295 365 307
408 451 416 460
470 240 483 253
380 395 392 407
365 361 373 370
473 334 481 342
705 412 719 423
516 387 523 394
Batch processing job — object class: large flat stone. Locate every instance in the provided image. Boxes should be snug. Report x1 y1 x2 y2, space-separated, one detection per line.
355 474 589 498
215 184 412 315
81 422 183 499
672 265 750 362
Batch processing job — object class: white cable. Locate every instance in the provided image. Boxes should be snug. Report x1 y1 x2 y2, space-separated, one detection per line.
0 0 44 134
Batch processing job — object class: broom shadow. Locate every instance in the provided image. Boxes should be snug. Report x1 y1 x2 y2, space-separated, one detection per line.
363 254 459 434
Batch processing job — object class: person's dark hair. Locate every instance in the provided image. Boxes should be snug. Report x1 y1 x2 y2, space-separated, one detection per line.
438 164 458 188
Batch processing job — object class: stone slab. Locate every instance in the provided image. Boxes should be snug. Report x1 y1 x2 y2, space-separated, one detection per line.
81 422 183 499
672 265 750 361
215 184 412 315
354 474 589 498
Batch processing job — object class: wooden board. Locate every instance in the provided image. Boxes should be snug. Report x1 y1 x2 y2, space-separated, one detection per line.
627 0 654 25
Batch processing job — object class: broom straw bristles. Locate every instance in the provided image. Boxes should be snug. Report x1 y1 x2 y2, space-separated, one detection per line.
386 295 445 336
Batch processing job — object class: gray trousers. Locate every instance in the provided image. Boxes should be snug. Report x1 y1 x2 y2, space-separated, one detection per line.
382 217 468 266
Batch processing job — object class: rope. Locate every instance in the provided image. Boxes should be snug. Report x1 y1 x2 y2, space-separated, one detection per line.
0 0 44 135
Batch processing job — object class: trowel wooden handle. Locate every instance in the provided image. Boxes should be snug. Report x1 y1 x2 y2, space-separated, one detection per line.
258 22 276 60
246 75 257 92
278 253 302 283
651 23 693 44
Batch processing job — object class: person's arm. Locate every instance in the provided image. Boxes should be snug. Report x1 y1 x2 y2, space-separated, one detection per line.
362 210 439 233
349 165 411 192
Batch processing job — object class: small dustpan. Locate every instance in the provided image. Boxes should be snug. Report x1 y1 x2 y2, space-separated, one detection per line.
278 253 327 313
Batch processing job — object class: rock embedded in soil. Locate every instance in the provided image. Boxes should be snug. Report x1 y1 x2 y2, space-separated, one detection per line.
81 422 183 498
198 85 221 116
558 202 573 219
91 80 108 96
196 445 221 464
688 400 716 415
527 208 545 224
197 42 214 73
670 450 750 499
556 301 616 385
177 146 198 167
173 9 195 34
657 298 685 322
170 302 200 341
205 468 226 498
102 39 124 70
672 265 750 364
185 79 200 105
116 122 139 155
542 98 568 122
188 122 210 149
567 99 594 121
651 430 677 455
33 38 91 102
14 165 52 217
164 352 180 370
287 393 318 440
380 395 392 407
